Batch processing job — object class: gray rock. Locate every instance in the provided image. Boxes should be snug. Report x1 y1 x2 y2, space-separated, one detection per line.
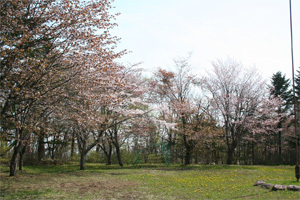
287 185 300 191
254 180 266 186
261 183 274 190
272 185 287 191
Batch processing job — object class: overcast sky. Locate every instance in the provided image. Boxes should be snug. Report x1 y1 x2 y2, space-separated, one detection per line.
111 0 300 81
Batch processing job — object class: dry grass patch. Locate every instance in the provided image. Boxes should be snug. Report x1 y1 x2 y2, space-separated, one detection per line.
0 169 144 200
58 178 141 199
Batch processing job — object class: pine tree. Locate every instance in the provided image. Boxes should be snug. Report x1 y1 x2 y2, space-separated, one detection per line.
270 72 293 110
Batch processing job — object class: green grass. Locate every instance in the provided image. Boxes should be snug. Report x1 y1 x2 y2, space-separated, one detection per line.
0 164 299 199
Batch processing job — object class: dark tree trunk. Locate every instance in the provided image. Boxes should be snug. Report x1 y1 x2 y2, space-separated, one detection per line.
51 136 56 160
185 149 191 165
184 135 192 165
243 143 247 165
77 132 100 170
37 134 45 162
181 116 193 165
79 138 87 170
225 127 238 165
251 140 255 165
112 130 123 167
107 145 112 165
10 141 22 176
100 139 113 165
115 144 123 166
80 152 86 170
9 128 25 176
71 131 75 158
264 144 267 164
227 146 234 165
46 137 51 158
19 144 26 171
75 128 104 171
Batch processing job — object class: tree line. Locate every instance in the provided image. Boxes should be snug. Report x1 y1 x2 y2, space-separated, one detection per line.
1 0 300 177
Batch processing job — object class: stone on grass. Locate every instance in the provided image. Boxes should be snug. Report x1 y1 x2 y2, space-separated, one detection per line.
261 183 274 190
272 185 287 191
254 180 266 186
287 185 300 191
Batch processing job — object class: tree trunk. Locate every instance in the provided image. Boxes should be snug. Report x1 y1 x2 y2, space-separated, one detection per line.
195 153 198 164
243 143 246 165
19 144 26 171
181 115 192 165
51 136 56 160
185 149 191 165
107 147 112 165
251 140 255 165
227 146 234 165
115 144 123 166
80 152 86 170
100 140 112 165
77 134 99 170
79 138 87 170
112 130 123 167
183 135 192 165
71 131 75 158
37 134 45 162
10 141 22 176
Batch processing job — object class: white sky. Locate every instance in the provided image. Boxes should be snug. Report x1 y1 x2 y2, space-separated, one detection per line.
111 0 300 81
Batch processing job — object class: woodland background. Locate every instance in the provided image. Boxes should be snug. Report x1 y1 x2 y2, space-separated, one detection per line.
1 0 300 177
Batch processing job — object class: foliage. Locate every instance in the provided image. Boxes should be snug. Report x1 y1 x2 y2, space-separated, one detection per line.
201 58 284 165
268 71 296 164
149 56 219 165
270 71 293 111
0 0 125 176
0 0 298 176
86 151 102 163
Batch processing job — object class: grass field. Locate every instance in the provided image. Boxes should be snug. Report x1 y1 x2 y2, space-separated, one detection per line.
0 164 299 199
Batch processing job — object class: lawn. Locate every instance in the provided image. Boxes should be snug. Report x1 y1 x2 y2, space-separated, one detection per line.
0 164 299 199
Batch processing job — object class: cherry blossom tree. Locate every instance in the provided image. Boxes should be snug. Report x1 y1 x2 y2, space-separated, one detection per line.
104 66 150 166
0 0 124 176
241 94 285 164
66 63 149 169
149 57 217 165
201 58 283 164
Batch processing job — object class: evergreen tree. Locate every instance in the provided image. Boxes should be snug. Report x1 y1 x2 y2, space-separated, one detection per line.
269 71 292 163
270 72 293 111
